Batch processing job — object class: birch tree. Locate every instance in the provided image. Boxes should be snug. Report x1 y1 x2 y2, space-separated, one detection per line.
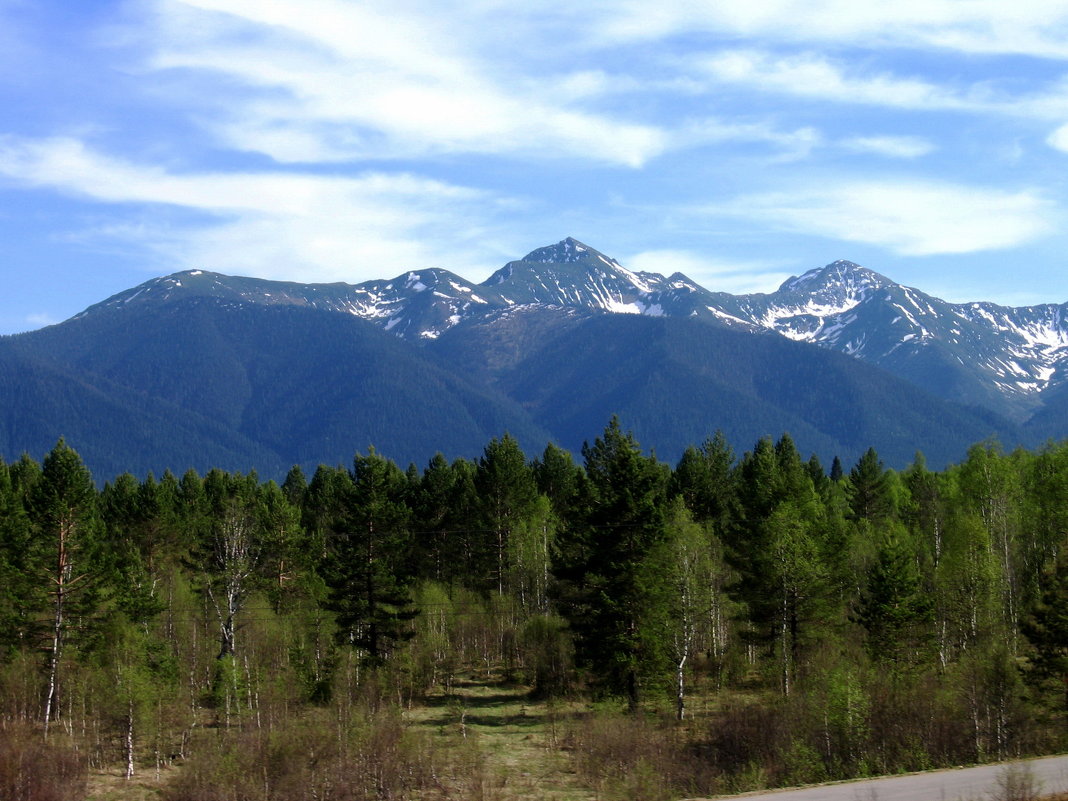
29 439 103 736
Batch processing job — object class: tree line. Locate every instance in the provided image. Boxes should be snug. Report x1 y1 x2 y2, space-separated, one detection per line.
4 418 1068 797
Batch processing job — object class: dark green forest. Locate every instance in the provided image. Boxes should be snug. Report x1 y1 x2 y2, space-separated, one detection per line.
5 420 1068 800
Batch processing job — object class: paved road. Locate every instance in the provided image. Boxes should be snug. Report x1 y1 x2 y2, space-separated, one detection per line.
691 755 1068 801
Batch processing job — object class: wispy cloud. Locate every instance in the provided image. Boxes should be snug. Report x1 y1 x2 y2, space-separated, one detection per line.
714 180 1053 256
841 136 935 159
1047 123 1068 153
691 49 1068 120
142 0 670 167
0 135 519 279
597 1 1068 59
675 119 823 159
627 249 792 294
697 50 964 110
24 312 59 329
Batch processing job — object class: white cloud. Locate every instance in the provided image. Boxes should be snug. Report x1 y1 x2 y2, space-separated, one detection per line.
698 50 964 110
1047 123 1068 153
596 1 1068 59
687 48 1068 125
25 312 59 329
143 0 669 167
675 118 823 158
627 248 792 294
0 136 517 280
717 181 1052 256
841 136 935 159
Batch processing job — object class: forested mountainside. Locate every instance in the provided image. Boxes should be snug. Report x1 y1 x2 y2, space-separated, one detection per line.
75 238 1068 423
4 424 1068 800
2 237 1051 479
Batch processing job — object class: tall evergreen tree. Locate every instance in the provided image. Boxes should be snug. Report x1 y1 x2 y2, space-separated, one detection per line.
474 434 538 596
281 464 308 508
100 473 165 626
533 442 585 528
558 417 671 710
0 457 33 654
847 447 894 522
671 431 737 534
732 435 830 695
858 526 933 668
1022 554 1068 716
324 449 417 663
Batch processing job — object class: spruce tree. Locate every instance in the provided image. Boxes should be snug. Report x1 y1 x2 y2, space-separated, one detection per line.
858 527 932 667
324 449 417 663
558 417 671 710
847 447 893 522
474 434 538 596
671 431 737 534
1022 555 1068 716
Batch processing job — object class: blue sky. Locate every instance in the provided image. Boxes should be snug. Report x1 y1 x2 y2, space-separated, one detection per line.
2 0 1068 334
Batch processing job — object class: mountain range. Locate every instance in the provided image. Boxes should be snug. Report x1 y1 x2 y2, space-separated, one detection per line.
2 238 1063 479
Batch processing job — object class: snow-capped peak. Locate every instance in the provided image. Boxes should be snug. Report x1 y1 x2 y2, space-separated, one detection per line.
780 260 886 296
520 237 606 265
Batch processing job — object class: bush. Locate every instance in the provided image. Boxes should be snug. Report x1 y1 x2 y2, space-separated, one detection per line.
0 725 86 801
567 709 720 800
163 708 487 801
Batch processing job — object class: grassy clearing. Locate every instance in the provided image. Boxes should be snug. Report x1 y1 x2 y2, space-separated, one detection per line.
407 673 595 801
87 769 173 801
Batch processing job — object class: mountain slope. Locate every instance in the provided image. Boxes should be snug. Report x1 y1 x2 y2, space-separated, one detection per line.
706 261 1068 421
79 242 1068 428
2 237 1061 478
3 298 552 476
430 311 1019 468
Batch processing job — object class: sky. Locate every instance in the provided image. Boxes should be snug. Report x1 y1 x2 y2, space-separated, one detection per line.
2 0 1068 334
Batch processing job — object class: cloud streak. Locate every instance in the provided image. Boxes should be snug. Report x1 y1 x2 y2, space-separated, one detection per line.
597 1 1068 59
146 0 670 166
691 49 1068 121
715 181 1053 256
627 248 792 294
0 135 518 279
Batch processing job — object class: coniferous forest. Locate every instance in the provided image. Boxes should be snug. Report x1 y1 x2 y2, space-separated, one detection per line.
5 419 1068 800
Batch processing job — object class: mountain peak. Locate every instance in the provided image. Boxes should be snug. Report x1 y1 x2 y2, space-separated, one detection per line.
520 237 613 265
780 259 888 295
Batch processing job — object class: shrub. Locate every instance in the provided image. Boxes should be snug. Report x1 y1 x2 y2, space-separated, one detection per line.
0 725 86 801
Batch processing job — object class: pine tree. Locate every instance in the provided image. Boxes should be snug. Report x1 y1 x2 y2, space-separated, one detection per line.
281 464 308 507
96 477 159 637
671 431 737 535
733 435 829 695
533 442 585 528
0 457 33 654
1022 554 1068 716
847 447 893 522
324 449 417 663
474 434 538 596
858 527 932 667
558 417 671 710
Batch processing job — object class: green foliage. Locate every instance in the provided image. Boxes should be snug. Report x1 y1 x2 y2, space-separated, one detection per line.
323 450 417 664
558 417 672 708
473 433 538 595
847 447 894 522
1022 554 1068 711
858 526 933 667
5 422 1068 789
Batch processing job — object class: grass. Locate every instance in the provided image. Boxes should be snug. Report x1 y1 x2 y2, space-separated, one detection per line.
86 768 173 801
406 673 595 801
75 671 1068 801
